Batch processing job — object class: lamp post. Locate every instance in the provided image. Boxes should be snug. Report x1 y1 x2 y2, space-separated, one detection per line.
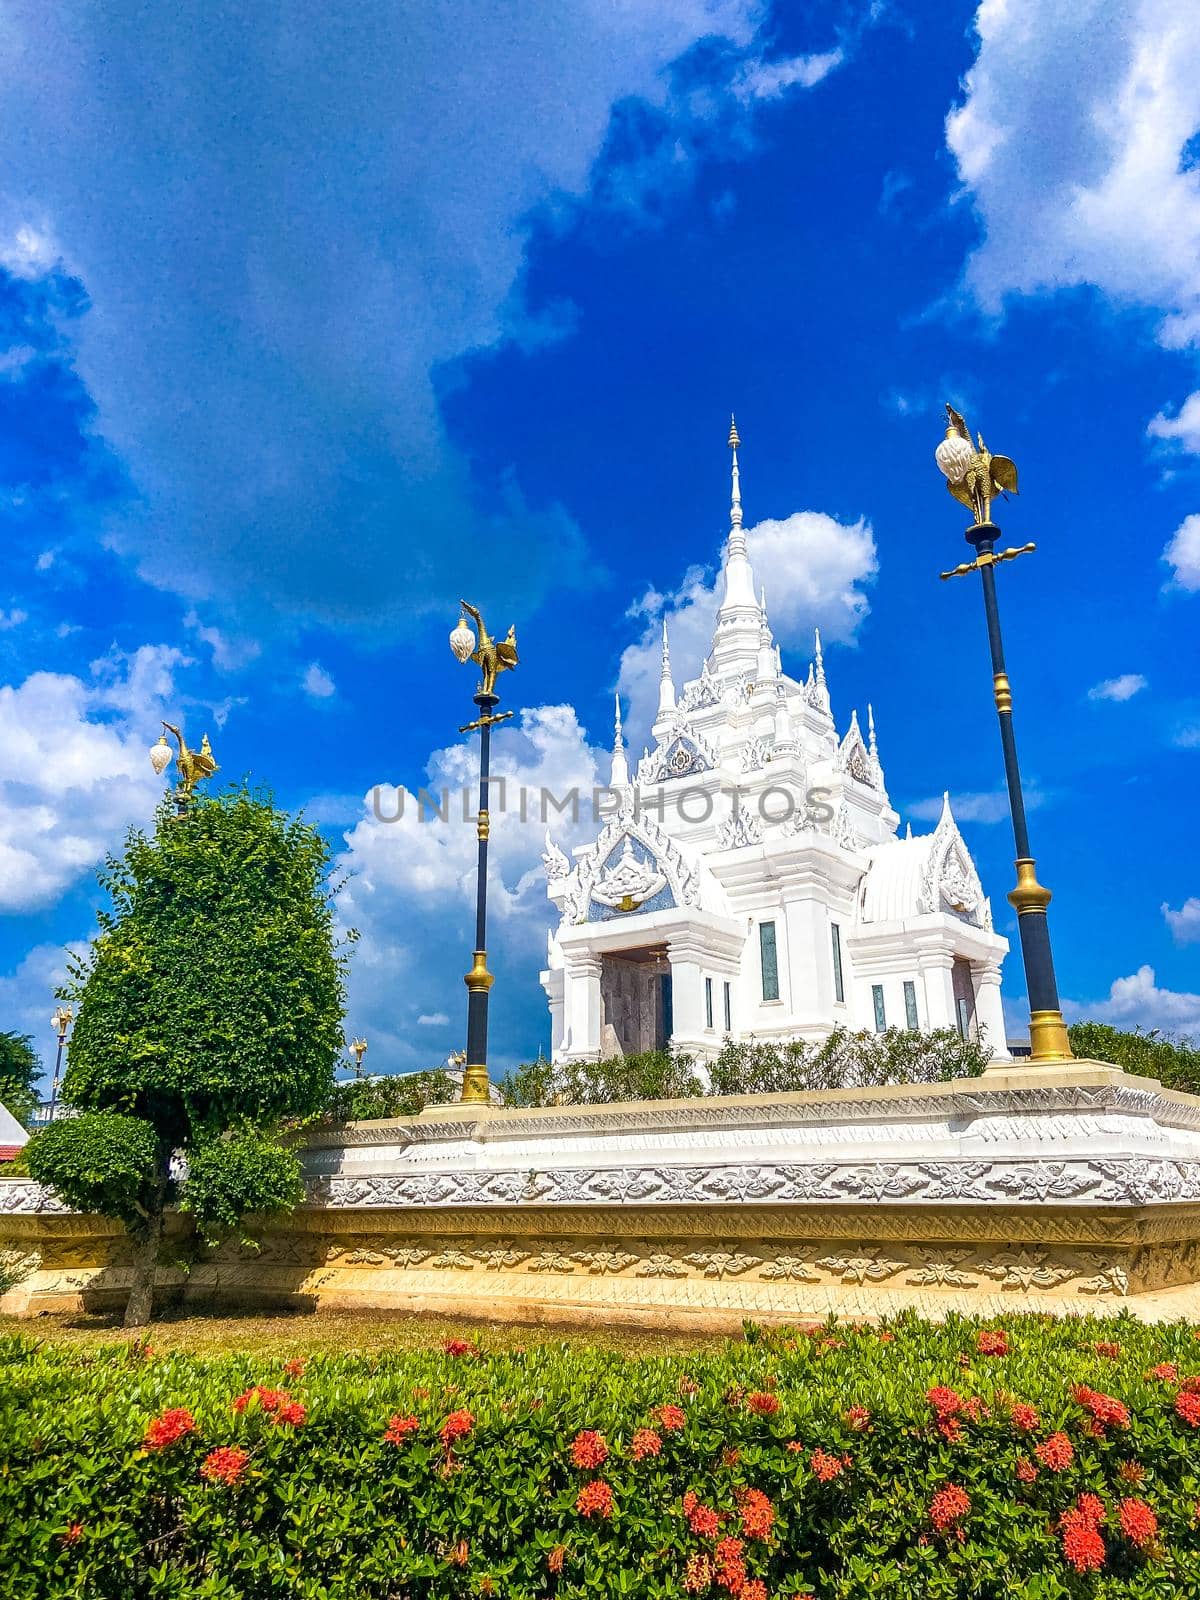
349 1037 368 1079
48 1005 73 1122
934 403 1072 1064
449 600 519 1105
149 721 219 814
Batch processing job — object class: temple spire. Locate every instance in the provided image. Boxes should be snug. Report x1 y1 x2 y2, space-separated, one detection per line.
814 627 825 685
868 702 879 762
657 618 676 715
610 693 629 787
711 414 760 675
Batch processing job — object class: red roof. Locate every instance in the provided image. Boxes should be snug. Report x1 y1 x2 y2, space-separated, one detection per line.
0 1146 21 1162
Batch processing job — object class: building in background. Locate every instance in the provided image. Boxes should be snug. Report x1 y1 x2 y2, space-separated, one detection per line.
541 428 1009 1063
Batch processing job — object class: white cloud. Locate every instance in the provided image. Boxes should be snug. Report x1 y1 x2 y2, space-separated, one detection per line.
617 509 877 744
0 222 58 280
0 647 182 912
183 610 261 673
1163 514 1200 591
302 662 336 700
1176 722 1200 749
908 784 1046 825
1065 964 1200 1040
1164 897 1200 944
1149 391 1200 455
334 702 606 1072
1088 673 1147 702
947 0 1200 347
0 609 28 630
733 49 843 100
35 550 54 572
0 2 848 627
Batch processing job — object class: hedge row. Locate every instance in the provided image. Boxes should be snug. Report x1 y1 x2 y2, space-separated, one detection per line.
4 1314 1200 1598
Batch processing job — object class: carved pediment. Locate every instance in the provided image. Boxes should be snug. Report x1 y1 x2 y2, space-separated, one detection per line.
637 716 717 783
561 810 700 924
919 803 990 928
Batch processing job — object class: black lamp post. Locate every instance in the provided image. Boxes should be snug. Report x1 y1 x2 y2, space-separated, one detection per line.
48 1005 72 1121
449 601 519 1104
935 404 1073 1064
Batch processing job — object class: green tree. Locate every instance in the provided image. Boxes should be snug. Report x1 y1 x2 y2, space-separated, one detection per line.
325 1069 456 1122
0 1031 41 1128
1068 1020 1200 1093
24 788 346 1326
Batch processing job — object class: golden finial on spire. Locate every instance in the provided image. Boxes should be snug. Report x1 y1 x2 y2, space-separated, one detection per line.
728 414 740 451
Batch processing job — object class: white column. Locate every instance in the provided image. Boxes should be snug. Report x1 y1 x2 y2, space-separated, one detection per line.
562 953 603 1062
973 963 1010 1060
665 935 708 1056
918 951 957 1032
541 968 566 1060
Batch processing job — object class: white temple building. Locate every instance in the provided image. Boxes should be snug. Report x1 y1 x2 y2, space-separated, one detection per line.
540 424 1009 1065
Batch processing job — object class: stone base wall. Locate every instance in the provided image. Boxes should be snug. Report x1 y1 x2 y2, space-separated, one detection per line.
6 1062 1200 1328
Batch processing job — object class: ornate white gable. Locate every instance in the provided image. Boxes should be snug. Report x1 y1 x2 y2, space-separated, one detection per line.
919 799 991 929
562 809 700 925
637 716 718 783
836 713 877 789
715 808 763 849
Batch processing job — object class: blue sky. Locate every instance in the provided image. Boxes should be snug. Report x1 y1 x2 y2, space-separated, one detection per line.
1 0 1198 1084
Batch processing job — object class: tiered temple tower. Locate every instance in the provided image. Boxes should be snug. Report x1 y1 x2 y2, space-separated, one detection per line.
541 424 1009 1063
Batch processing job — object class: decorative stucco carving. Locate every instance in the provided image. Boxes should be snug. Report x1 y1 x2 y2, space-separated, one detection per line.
715 808 763 850
562 808 700 924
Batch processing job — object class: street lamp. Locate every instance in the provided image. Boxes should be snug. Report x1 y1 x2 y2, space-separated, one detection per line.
935 403 1072 1064
48 1005 73 1122
449 600 519 1105
348 1037 368 1078
149 722 219 815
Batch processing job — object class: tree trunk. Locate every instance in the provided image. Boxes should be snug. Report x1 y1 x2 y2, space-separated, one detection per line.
123 1179 167 1329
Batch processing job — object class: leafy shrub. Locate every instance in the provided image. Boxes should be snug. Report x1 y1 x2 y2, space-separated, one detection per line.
179 1128 304 1245
3 1313 1200 1596
324 1070 456 1123
499 1048 703 1108
24 1112 160 1231
1070 1022 1200 1095
500 1029 989 1108
708 1027 989 1096
0 1030 41 1127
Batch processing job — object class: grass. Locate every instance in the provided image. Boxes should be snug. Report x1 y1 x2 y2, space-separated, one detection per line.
0 1306 733 1359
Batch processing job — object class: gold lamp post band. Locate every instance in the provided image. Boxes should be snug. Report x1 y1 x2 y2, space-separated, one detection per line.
934 404 1072 1064
449 601 519 1106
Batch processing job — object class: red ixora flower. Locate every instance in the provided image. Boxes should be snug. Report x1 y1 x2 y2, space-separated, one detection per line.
1061 1497 1107 1574
384 1413 420 1446
844 1406 871 1432
1118 1497 1158 1549
746 1391 780 1417
570 1430 609 1470
926 1386 962 1417
283 1356 307 1378
738 1488 775 1540
1015 1456 1038 1484
143 1407 198 1451
200 1445 249 1487
1175 1391 1200 1428
439 1409 475 1449
575 1480 614 1519
1035 1432 1074 1473
442 1338 474 1358
655 1403 688 1432
59 1523 83 1547
631 1428 662 1460
1093 1341 1121 1359
232 1386 289 1416
1072 1385 1130 1430
712 1537 746 1596
682 1554 712 1594
547 1545 567 1574
1149 1362 1178 1383
688 1502 721 1538
809 1448 844 1483
976 1329 1008 1357
1117 1460 1146 1485
1010 1402 1040 1433
274 1400 306 1428
929 1484 970 1533
741 1582 768 1600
